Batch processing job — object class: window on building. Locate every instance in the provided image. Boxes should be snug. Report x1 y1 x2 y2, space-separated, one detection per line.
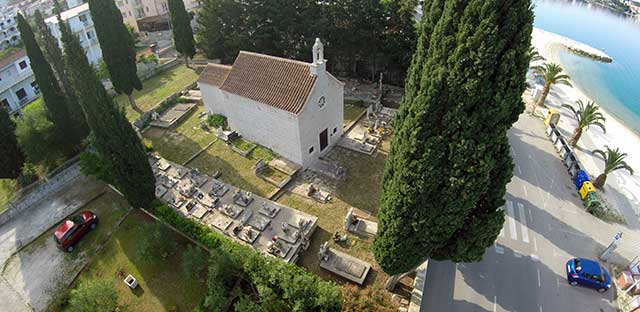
15 88 27 100
31 81 39 93
308 146 314 154
18 60 28 69
1 98 9 110
333 127 337 134
79 14 88 23
86 30 94 40
125 0 128 4
128 11 132 17
146 6 149 12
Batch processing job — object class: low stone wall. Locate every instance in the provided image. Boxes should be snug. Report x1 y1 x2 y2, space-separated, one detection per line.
0 161 83 227
134 81 199 130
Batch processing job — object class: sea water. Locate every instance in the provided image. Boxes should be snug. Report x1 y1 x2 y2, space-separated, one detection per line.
533 0 640 133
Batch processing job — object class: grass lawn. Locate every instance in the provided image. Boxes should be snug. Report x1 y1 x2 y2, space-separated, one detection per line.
146 108 277 197
117 65 199 121
69 210 207 312
231 137 257 152
344 103 366 127
142 106 215 165
261 166 290 184
0 179 17 213
276 139 391 289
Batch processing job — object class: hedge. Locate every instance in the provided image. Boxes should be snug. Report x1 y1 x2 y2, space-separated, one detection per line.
147 201 342 311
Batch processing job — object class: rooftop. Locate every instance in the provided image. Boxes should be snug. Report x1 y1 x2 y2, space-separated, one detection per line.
199 51 318 114
0 48 26 70
44 2 88 24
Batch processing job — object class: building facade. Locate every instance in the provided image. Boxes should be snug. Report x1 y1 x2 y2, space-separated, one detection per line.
45 3 103 64
0 49 39 115
198 39 344 168
0 8 21 50
115 0 200 32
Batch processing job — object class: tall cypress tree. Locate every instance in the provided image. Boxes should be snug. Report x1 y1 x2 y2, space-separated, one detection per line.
16 13 84 149
87 0 143 114
168 0 196 67
57 10 155 208
0 106 25 179
373 0 533 282
32 9 89 139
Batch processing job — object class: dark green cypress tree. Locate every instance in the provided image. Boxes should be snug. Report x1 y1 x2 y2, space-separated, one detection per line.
168 0 196 67
373 0 533 280
16 13 83 149
32 9 89 139
0 106 25 179
57 11 155 208
87 0 143 114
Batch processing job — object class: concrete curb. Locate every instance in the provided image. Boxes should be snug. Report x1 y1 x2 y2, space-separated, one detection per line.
409 260 429 312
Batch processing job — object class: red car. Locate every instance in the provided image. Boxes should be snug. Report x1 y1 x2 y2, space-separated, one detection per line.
53 211 98 252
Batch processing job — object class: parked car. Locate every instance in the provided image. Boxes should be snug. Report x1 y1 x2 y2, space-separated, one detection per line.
566 258 611 292
53 211 98 252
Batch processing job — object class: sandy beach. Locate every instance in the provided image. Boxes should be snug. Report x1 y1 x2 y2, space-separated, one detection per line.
529 28 640 227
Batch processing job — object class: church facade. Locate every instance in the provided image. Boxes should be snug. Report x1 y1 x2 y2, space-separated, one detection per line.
198 39 344 168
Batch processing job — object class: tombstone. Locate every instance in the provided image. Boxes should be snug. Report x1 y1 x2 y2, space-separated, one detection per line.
151 111 160 121
344 208 355 231
366 105 373 120
318 241 330 262
254 159 266 175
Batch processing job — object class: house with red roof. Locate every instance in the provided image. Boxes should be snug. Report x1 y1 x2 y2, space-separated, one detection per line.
198 39 345 168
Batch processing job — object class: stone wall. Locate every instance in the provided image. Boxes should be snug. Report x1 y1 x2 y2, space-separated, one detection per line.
0 161 83 227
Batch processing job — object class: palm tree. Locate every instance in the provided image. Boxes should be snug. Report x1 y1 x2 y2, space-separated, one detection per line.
561 100 606 147
533 62 572 107
528 46 545 63
592 146 633 189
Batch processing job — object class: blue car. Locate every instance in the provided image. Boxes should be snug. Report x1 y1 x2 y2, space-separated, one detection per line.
566 258 611 292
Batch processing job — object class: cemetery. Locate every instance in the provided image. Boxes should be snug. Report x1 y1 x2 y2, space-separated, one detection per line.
150 154 319 264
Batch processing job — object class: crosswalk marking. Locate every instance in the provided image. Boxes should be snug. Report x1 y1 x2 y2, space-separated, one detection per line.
506 201 518 240
517 202 530 243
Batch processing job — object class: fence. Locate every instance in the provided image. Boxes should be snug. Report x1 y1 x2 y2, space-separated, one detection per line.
0 155 83 226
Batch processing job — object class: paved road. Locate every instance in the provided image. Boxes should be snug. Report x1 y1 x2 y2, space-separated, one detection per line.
0 175 104 312
422 113 626 312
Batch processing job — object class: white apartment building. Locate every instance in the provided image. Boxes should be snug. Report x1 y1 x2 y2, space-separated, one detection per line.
44 3 103 64
0 49 39 115
0 9 21 50
115 0 200 32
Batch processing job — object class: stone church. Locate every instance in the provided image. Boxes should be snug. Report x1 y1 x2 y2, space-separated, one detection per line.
198 39 344 168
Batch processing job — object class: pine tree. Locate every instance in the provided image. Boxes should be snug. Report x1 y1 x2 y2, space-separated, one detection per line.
32 9 89 139
16 13 84 149
373 0 533 282
0 106 25 179
87 0 143 114
57 10 155 208
168 0 196 67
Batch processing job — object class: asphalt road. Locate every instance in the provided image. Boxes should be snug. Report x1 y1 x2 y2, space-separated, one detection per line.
421 113 619 312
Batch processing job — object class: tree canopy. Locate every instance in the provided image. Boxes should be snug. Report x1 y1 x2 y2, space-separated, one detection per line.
373 0 534 275
87 0 143 112
196 0 418 85
168 0 196 64
17 13 84 149
57 9 155 208
0 106 25 179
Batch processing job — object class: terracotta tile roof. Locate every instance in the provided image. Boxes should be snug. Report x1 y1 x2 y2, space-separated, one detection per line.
198 63 232 87
0 48 26 70
199 51 318 115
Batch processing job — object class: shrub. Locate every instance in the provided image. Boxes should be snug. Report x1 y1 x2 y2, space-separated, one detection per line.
66 279 118 312
17 162 38 187
207 114 227 129
182 244 208 278
587 202 626 224
137 221 178 262
14 99 67 169
80 135 116 186
147 201 342 311
139 53 159 64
